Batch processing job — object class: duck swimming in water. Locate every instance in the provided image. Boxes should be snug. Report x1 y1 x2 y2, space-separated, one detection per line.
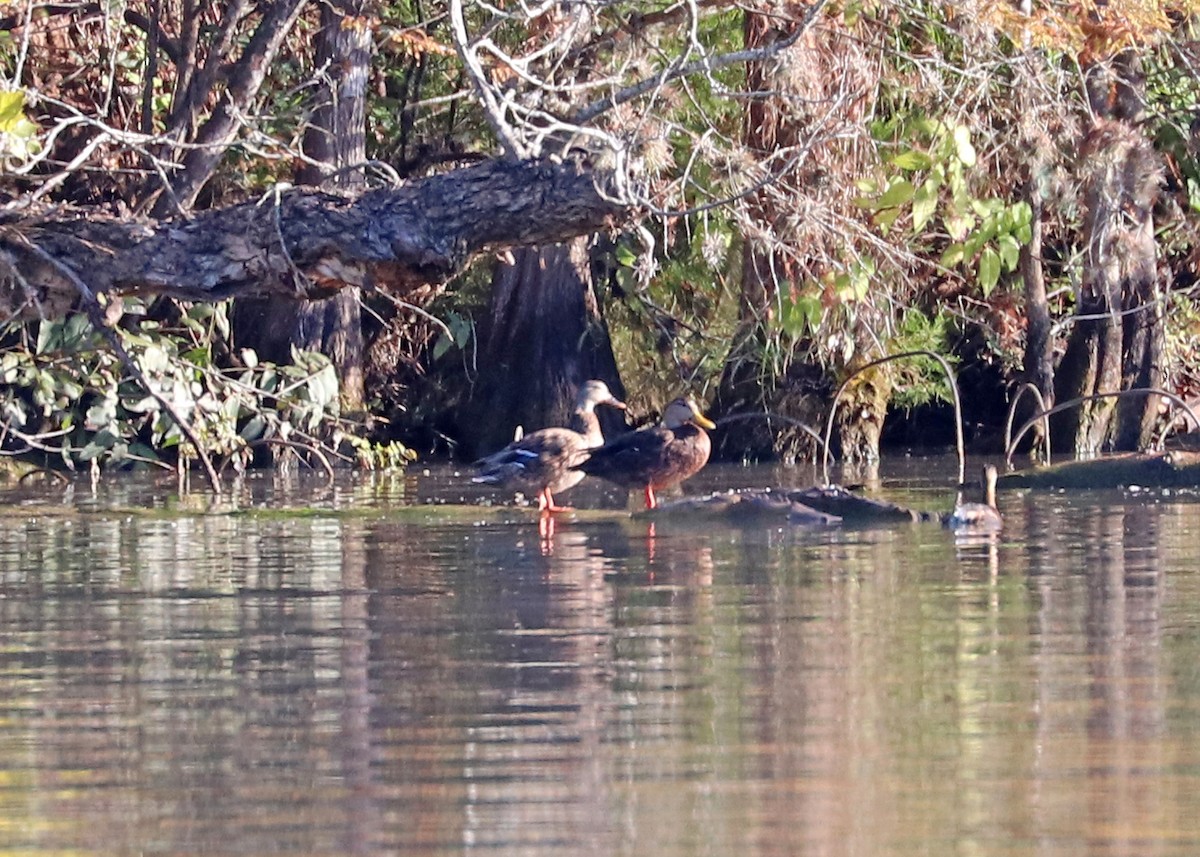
473 380 626 512
575 396 715 510
946 463 1003 533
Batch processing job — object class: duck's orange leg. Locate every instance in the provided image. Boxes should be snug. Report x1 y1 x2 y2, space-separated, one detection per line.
538 487 572 513
643 485 657 509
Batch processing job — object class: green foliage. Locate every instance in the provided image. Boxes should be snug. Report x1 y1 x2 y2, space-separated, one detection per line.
606 222 739 407
0 305 413 473
1146 41 1200 214
431 311 474 362
858 120 1030 296
888 310 959 409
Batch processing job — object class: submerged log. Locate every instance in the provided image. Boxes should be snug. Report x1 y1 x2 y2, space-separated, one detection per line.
643 486 941 527
1000 452 1200 489
789 485 939 524
645 491 842 525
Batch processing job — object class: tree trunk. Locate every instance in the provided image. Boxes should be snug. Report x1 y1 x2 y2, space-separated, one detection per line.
1020 178 1054 404
234 0 370 412
460 240 625 458
713 11 797 457
1054 52 1161 453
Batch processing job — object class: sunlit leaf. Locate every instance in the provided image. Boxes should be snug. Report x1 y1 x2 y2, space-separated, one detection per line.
978 247 1000 295
0 91 25 130
877 179 916 209
912 180 938 233
954 125 976 167
891 149 932 171
945 213 975 242
874 205 902 232
998 234 1021 271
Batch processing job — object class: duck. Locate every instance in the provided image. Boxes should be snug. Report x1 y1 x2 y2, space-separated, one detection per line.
575 396 716 510
946 463 1003 533
472 380 627 512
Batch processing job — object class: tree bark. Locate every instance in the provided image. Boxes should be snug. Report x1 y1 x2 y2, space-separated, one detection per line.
0 158 629 322
1020 177 1053 405
1054 52 1161 454
235 0 370 412
713 11 797 456
460 240 626 458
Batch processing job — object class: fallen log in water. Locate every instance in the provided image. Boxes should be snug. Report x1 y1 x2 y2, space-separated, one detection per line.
643 487 940 527
1000 452 1200 490
789 485 941 524
643 491 841 525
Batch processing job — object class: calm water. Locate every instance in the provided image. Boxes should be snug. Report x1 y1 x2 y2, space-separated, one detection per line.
2 460 1200 856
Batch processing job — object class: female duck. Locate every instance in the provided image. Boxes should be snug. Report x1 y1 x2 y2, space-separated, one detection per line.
946 463 1003 533
576 396 716 510
473 380 626 512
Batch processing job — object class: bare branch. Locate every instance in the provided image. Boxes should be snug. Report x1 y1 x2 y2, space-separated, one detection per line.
573 0 830 125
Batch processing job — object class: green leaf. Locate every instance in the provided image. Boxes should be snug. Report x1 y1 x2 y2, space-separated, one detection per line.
128 442 161 462
240 415 267 441
978 247 1000 295
1010 201 1033 226
911 180 938 233
998 234 1021 271
954 125 977 167
940 243 965 268
891 149 932 171
876 179 915 209
945 213 975 242
307 364 339 408
181 346 210 368
874 206 901 232
0 91 25 131
78 429 118 462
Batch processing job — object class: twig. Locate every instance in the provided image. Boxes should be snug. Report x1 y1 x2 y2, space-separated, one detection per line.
1003 382 1051 468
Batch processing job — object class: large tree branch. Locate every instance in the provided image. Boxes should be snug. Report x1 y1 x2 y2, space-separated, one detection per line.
0 157 631 321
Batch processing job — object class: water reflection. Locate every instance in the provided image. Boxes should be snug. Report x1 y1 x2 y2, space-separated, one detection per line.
0 467 1199 855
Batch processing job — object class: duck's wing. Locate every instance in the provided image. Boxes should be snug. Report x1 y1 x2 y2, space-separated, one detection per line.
576 426 674 486
474 428 581 485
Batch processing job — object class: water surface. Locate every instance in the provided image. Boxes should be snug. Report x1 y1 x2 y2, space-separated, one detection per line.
2 461 1200 856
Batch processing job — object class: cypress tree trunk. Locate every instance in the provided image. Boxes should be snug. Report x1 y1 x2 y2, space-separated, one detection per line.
460 240 625 458
234 0 370 412
1054 53 1161 453
1020 178 1054 405
713 11 800 458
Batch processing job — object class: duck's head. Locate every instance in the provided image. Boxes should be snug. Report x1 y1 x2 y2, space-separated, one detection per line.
663 397 716 430
576 379 627 412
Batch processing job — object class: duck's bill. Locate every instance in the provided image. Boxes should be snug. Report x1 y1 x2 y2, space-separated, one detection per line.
608 397 628 410
692 412 717 430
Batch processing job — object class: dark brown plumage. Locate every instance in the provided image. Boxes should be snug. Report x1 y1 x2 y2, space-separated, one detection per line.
473 380 626 511
576 396 715 509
